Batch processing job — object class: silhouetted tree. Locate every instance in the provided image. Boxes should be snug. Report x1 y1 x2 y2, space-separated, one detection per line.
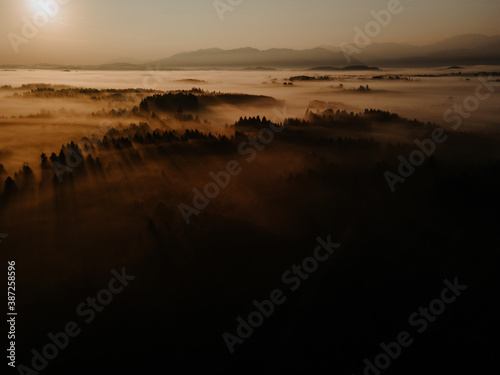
58 148 67 164
41 153 50 169
2 177 18 198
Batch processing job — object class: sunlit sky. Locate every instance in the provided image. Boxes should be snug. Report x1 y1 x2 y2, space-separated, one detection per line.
0 0 498 65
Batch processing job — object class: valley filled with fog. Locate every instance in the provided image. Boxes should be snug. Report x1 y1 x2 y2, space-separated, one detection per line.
1 67 499 174
2 0 500 372
1 67 499 374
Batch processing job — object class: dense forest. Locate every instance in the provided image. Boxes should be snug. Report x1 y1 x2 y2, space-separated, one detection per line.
1 89 499 374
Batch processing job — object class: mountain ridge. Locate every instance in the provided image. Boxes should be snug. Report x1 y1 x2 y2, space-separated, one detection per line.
2 34 499 70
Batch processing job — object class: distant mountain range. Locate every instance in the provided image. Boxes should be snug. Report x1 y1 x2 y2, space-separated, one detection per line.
149 47 365 69
2 34 499 71
324 34 500 67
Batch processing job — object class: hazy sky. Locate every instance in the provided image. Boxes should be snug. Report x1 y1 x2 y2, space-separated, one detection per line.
0 0 498 65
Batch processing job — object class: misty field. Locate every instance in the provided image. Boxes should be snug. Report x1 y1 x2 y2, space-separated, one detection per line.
1 68 499 374
1 67 499 173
